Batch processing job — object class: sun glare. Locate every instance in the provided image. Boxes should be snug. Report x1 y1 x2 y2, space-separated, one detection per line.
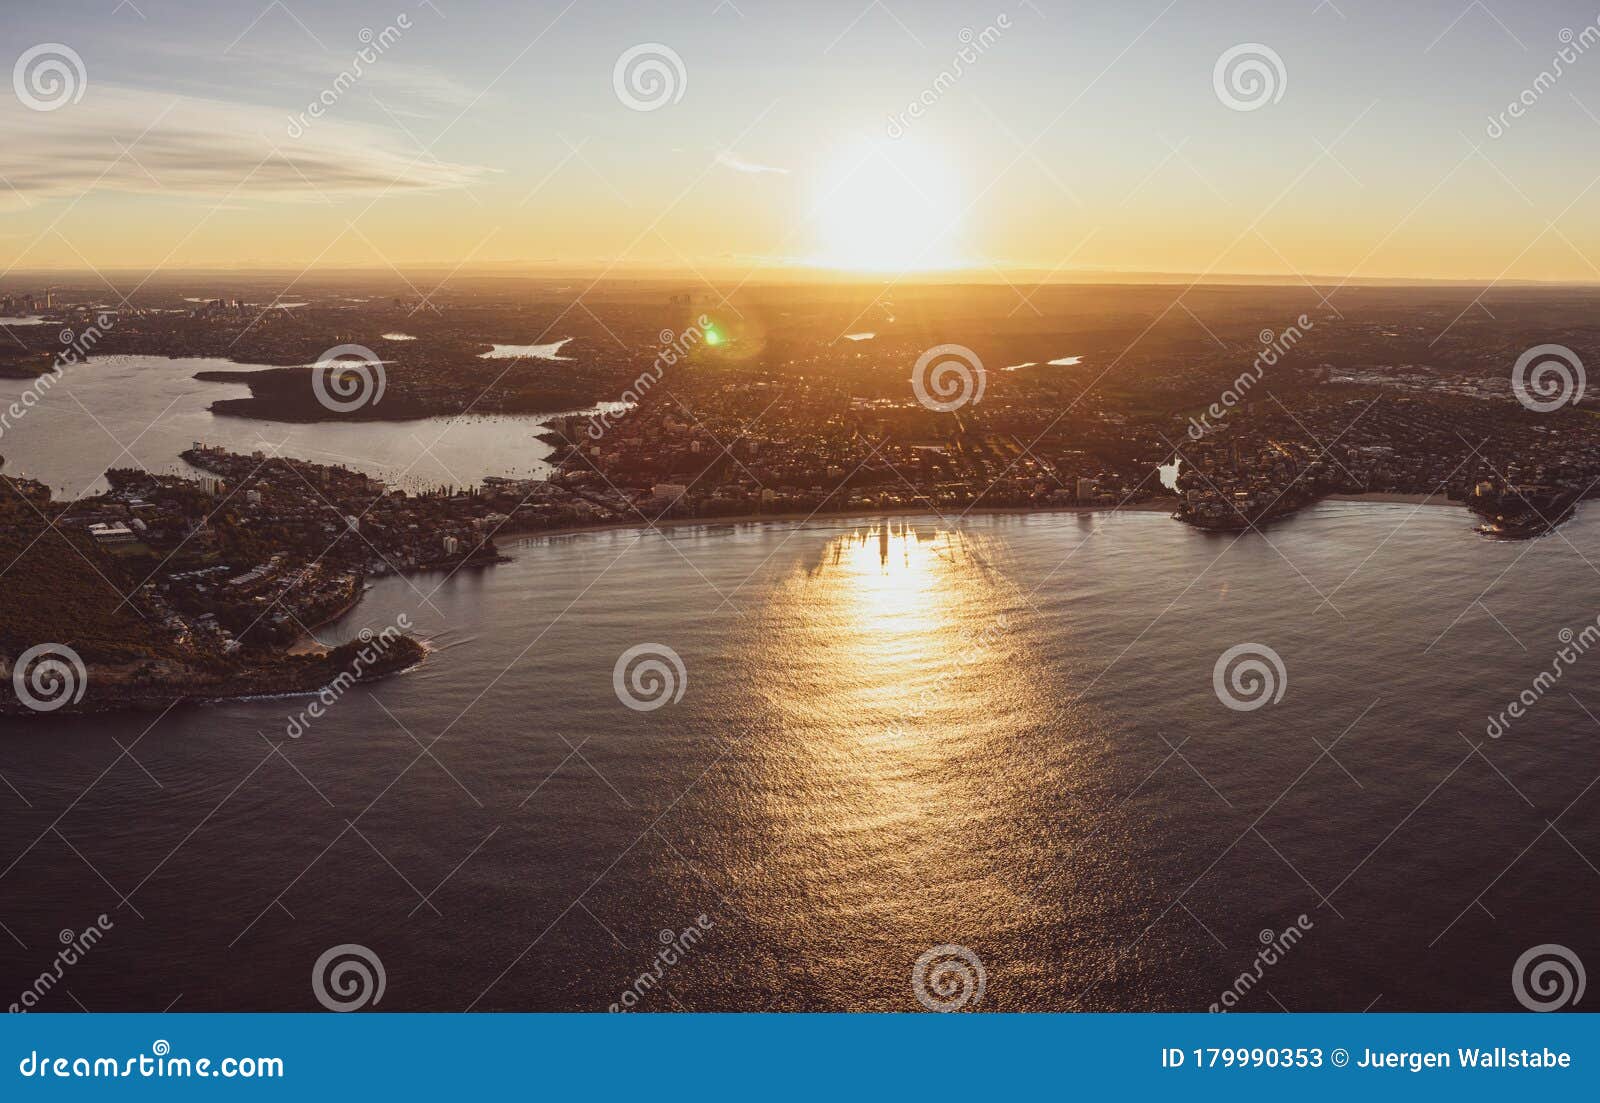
814 143 963 272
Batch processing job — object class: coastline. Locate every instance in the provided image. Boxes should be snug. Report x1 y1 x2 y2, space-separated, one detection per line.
280 490 1477 657
1324 491 1456 508
495 491 1464 545
9 490 1494 718
0 633 427 719
1175 488 1463 532
281 500 1182 654
287 585 370 654
496 497 1183 543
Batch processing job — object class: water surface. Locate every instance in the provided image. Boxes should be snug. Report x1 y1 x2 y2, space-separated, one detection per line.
1 504 1594 1011
0 355 603 495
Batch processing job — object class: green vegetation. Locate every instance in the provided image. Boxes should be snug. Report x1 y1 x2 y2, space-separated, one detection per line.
0 524 180 665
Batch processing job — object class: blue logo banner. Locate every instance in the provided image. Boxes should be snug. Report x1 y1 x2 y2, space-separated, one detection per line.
3 1013 1596 1100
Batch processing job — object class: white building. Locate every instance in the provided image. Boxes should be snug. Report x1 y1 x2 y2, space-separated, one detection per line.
87 522 136 544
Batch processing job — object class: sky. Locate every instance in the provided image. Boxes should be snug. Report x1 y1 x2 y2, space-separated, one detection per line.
4 0 1600 282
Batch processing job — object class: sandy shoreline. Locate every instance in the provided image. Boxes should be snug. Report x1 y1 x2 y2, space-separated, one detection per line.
286 587 369 654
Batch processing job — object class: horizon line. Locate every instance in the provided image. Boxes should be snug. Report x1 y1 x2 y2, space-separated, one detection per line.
3 265 1597 291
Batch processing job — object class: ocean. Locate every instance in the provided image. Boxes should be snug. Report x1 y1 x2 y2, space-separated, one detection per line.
2 504 1596 1011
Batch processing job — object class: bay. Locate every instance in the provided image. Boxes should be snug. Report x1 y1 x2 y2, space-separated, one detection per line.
0 355 611 496
1 504 1595 1011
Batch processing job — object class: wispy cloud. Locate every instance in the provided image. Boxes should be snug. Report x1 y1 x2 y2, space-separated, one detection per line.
0 85 487 209
714 150 789 176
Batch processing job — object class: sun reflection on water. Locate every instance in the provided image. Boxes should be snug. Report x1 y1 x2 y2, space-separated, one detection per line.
725 522 1061 1004
802 521 964 649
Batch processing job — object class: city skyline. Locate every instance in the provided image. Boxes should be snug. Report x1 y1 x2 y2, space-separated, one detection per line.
5 0 1600 282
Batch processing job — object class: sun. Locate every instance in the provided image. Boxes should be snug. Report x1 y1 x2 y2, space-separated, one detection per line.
814 141 963 272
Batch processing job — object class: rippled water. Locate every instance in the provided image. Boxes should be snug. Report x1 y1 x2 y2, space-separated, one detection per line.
1 505 1597 1011
0 355 594 495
